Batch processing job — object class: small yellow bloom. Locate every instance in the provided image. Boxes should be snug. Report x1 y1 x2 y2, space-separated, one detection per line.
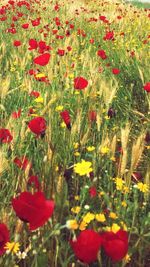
111 223 121 233
66 220 78 230
74 151 80 157
137 182 149 193
61 122 66 128
55 105 64 111
74 91 80 95
83 212 95 223
86 146 95 152
100 147 110 154
123 254 131 263
74 195 80 201
5 242 20 254
34 97 44 104
95 213 106 223
110 156 116 161
114 177 124 191
79 221 87 231
71 206 81 214
35 73 45 78
73 142 79 149
120 221 127 231
122 201 127 207
74 160 93 176
109 212 118 220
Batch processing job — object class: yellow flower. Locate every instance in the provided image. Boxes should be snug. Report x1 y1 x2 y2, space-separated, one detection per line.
73 142 79 149
79 221 87 231
137 182 149 193
35 73 45 78
100 147 110 154
5 242 20 254
74 195 80 201
114 177 124 191
71 206 81 214
66 220 78 230
74 160 93 176
95 213 106 223
86 146 95 152
61 122 66 128
83 212 95 223
123 254 131 263
122 201 127 207
110 156 116 161
111 223 121 233
74 151 80 157
109 212 118 220
120 221 127 231
34 97 44 104
55 105 64 111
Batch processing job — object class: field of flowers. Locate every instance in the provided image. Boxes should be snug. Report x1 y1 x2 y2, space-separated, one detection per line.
0 0 150 266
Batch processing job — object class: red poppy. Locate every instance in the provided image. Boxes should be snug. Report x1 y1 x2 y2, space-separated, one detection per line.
112 68 120 75
12 108 21 119
0 128 13 143
28 117 46 136
0 224 10 256
28 39 38 50
12 191 55 231
13 40 21 47
22 23 29 29
60 110 71 130
101 230 128 262
143 82 150 93
88 110 97 122
57 49 65 56
103 31 114 41
33 53 50 66
97 49 107 60
30 91 40 98
14 156 32 171
70 229 102 264
74 77 88 90
89 186 97 197
31 18 40 27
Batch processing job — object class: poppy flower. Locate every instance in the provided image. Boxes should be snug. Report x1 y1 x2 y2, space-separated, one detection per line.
97 49 107 60
30 91 40 98
13 40 21 47
143 82 150 93
28 39 38 50
70 229 102 264
103 31 114 41
89 186 97 197
57 49 65 56
60 110 71 130
33 53 50 66
31 18 40 27
112 68 120 75
101 230 128 262
0 128 13 143
12 191 55 231
0 224 10 255
28 117 47 136
88 110 97 122
14 156 32 171
11 108 21 119
22 23 29 29
74 77 88 90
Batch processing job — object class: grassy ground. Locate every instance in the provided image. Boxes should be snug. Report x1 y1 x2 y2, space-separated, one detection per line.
130 1 150 8
0 0 150 266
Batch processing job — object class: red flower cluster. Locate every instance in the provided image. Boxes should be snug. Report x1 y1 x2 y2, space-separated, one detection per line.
33 53 50 66
12 191 54 231
70 229 128 264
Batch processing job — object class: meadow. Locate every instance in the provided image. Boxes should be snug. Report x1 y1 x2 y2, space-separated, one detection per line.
0 0 150 266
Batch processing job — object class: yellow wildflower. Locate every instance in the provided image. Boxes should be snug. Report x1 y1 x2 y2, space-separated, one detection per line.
109 212 118 219
123 254 131 263
35 73 45 78
5 242 20 254
86 146 95 152
83 212 95 223
34 97 44 104
66 220 78 230
95 213 106 223
137 182 149 193
79 221 87 231
100 147 110 154
120 221 127 231
74 151 80 157
74 160 93 176
61 122 66 128
122 201 127 207
114 177 124 191
71 206 81 214
55 105 64 111
111 223 120 233
73 142 79 149
74 195 80 201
